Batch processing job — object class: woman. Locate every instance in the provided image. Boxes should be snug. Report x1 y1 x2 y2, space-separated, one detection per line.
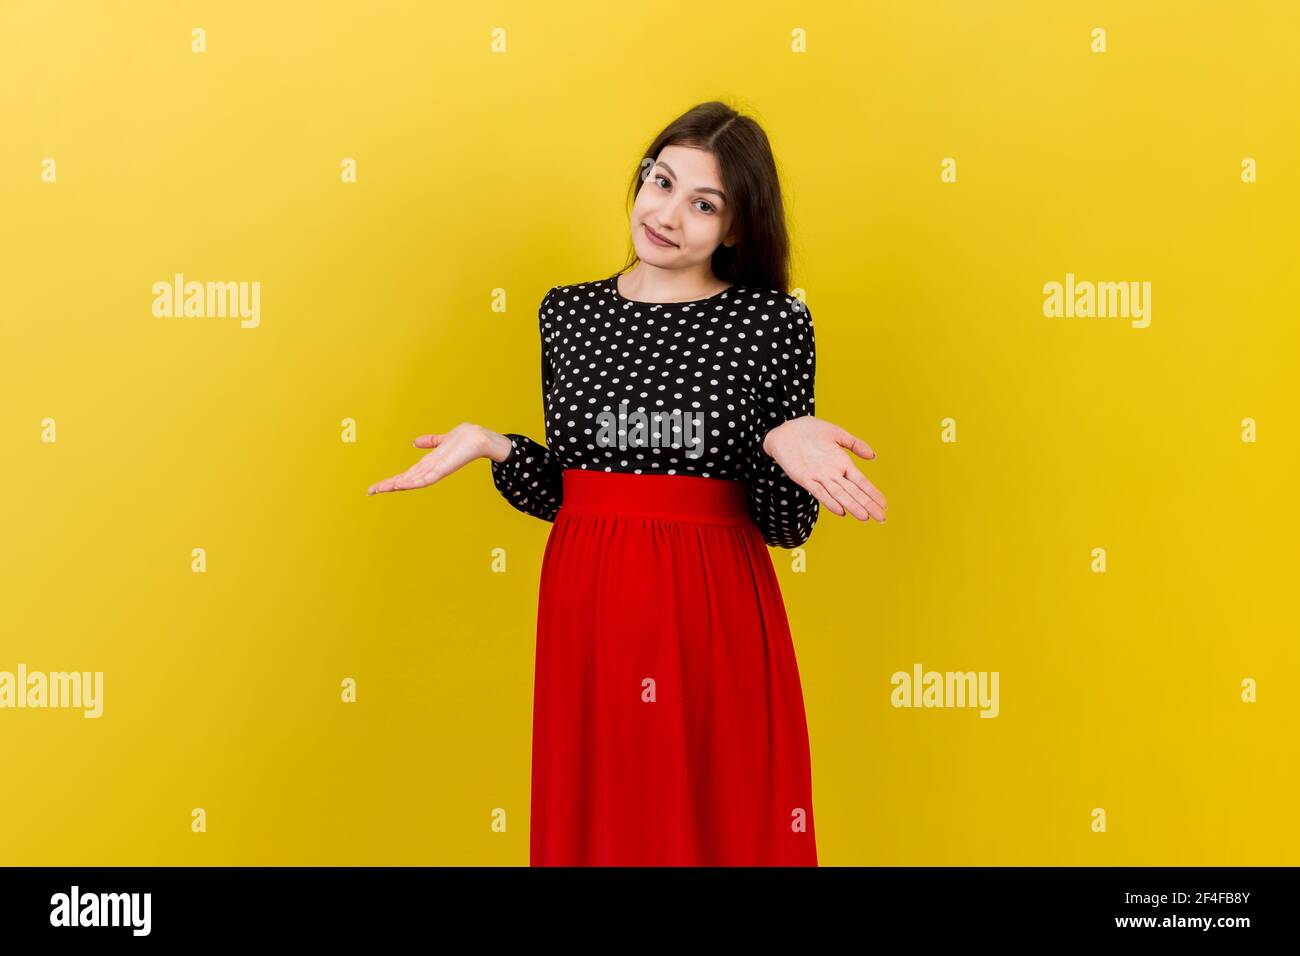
368 101 887 865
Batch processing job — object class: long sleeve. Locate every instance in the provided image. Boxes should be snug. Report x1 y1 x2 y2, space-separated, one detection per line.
490 287 564 522
742 296 819 548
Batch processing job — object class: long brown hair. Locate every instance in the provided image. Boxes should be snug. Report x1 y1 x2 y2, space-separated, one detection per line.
619 101 792 295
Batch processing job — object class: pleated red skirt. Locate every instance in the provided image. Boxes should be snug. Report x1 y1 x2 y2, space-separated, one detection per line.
529 468 818 866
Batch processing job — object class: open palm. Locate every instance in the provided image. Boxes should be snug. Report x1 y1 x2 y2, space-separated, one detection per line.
366 422 490 495
762 415 887 522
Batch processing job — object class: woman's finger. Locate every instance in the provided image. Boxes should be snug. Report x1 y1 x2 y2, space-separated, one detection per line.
393 467 432 490
806 476 845 517
837 429 876 461
370 459 428 494
382 470 418 492
413 433 446 448
400 458 451 491
822 482 861 521
367 475 401 495
826 473 879 522
840 460 887 510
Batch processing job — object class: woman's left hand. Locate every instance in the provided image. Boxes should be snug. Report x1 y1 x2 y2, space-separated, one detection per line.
761 415 887 523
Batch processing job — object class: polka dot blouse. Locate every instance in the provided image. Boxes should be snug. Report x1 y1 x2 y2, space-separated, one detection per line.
491 272 819 548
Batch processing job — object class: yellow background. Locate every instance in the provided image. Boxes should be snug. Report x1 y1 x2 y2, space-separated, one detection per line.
2 1 1296 865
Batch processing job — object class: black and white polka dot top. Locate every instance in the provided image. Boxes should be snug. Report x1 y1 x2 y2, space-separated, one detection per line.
491 272 819 548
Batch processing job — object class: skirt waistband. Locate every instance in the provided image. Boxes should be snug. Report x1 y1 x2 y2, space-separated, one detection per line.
560 469 752 526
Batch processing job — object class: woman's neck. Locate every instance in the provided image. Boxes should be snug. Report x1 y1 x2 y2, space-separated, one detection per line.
617 264 729 303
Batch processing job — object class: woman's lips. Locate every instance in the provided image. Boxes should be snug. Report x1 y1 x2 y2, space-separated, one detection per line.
644 224 677 248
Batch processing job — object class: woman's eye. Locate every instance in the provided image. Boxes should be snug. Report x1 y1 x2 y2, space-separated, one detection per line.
653 175 713 213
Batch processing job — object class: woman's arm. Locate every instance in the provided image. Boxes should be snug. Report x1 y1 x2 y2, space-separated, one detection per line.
365 288 566 508
743 296 820 548
745 293 887 534
489 287 565 522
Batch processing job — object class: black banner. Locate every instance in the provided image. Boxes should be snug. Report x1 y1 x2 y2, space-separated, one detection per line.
0 866 1285 941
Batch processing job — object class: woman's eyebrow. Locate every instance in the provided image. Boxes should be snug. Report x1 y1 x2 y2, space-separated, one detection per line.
656 161 727 202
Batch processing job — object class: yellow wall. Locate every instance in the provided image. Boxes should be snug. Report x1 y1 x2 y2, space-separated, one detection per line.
1 0 1296 864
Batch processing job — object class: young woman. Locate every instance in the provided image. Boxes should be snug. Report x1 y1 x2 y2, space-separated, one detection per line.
368 101 887 866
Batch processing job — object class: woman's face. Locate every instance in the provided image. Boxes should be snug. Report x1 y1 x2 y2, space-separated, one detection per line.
630 144 736 270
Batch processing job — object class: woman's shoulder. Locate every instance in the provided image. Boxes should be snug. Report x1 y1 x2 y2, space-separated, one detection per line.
728 285 812 321
532 278 609 328
543 275 613 302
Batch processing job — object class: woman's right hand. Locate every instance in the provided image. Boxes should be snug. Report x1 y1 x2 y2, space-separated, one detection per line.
366 423 511 496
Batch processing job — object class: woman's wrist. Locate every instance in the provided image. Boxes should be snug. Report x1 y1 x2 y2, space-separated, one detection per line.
485 430 513 463
762 416 810 457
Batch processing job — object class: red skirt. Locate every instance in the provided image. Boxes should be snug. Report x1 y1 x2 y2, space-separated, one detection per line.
530 469 818 866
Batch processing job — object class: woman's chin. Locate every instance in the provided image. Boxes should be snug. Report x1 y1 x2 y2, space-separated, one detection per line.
634 239 679 263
